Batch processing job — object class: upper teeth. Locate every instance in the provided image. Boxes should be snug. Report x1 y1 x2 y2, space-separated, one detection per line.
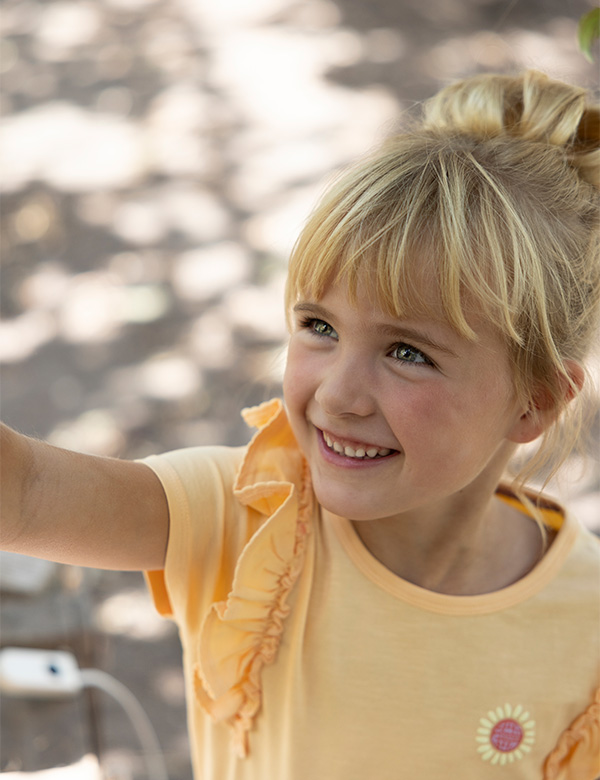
323 432 391 459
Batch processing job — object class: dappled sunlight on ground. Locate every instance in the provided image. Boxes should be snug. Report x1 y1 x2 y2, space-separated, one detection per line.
94 588 175 640
3 0 598 460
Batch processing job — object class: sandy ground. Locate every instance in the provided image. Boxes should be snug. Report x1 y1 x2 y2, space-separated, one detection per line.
1 0 598 777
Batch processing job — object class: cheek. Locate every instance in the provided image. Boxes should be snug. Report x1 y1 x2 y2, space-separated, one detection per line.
399 380 510 448
282 349 317 453
282 343 309 408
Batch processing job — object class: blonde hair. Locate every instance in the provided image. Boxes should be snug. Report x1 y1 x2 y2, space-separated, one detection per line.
286 70 600 504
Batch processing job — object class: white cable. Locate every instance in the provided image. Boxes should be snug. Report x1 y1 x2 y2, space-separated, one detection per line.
80 668 169 780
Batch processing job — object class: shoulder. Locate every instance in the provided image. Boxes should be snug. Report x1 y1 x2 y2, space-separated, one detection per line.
563 515 600 607
139 445 251 571
142 443 247 474
536 499 600 603
142 445 252 618
141 445 247 504
564 509 600 569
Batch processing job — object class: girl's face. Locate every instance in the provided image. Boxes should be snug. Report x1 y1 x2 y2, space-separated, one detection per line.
283 279 528 525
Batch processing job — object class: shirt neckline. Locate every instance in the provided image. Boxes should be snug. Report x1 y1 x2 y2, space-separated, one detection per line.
323 497 578 615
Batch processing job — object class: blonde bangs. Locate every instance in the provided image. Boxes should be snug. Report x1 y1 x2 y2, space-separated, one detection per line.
285 137 537 350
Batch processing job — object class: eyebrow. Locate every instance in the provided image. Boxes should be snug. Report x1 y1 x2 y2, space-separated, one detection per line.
293 302 460 358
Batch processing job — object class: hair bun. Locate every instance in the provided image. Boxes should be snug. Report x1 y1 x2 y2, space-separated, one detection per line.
423 70 600 188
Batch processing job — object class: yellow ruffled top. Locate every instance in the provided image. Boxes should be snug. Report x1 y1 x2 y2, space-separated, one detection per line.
144 398 600 775
191 398 314 758
543 686 600 780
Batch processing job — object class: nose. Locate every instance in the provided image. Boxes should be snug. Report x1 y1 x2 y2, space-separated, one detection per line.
314 351 375 418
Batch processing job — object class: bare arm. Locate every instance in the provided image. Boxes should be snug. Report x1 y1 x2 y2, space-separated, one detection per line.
0 423 169 571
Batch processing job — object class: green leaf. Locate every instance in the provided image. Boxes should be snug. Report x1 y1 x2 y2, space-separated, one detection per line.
578 8 600 63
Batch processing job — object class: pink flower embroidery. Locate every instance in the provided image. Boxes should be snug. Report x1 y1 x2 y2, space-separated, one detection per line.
476 704 536 765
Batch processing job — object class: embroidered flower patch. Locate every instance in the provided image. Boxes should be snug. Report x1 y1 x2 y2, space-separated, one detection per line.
476 704 536 765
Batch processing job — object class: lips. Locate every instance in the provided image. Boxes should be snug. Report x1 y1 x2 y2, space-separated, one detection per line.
318 427 398 460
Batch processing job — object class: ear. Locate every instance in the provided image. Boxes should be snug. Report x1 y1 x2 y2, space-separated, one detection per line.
507 360 585 444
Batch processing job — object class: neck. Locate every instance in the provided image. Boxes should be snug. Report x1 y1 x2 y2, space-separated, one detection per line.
350 489 545 596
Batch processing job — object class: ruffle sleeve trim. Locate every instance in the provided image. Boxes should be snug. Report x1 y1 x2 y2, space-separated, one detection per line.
192 399 313 758
543 686 600 780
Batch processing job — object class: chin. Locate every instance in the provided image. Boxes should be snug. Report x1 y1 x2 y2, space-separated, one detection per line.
314 486 384 523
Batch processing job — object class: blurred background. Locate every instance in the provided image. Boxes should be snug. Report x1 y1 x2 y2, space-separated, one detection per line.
1 0 598 777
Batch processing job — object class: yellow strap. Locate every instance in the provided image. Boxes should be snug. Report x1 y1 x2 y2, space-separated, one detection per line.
498 491 564 531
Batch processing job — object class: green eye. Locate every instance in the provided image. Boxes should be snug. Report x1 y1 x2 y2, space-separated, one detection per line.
392 343 431 365
313 320 332 335
301 318 337 338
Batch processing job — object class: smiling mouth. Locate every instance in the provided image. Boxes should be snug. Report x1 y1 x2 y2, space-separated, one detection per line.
319 429 398 460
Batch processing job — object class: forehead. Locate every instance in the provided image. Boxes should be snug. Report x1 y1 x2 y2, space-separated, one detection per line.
294 253 483 342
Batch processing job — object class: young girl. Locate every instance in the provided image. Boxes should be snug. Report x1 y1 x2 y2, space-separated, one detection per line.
2 70 599 779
